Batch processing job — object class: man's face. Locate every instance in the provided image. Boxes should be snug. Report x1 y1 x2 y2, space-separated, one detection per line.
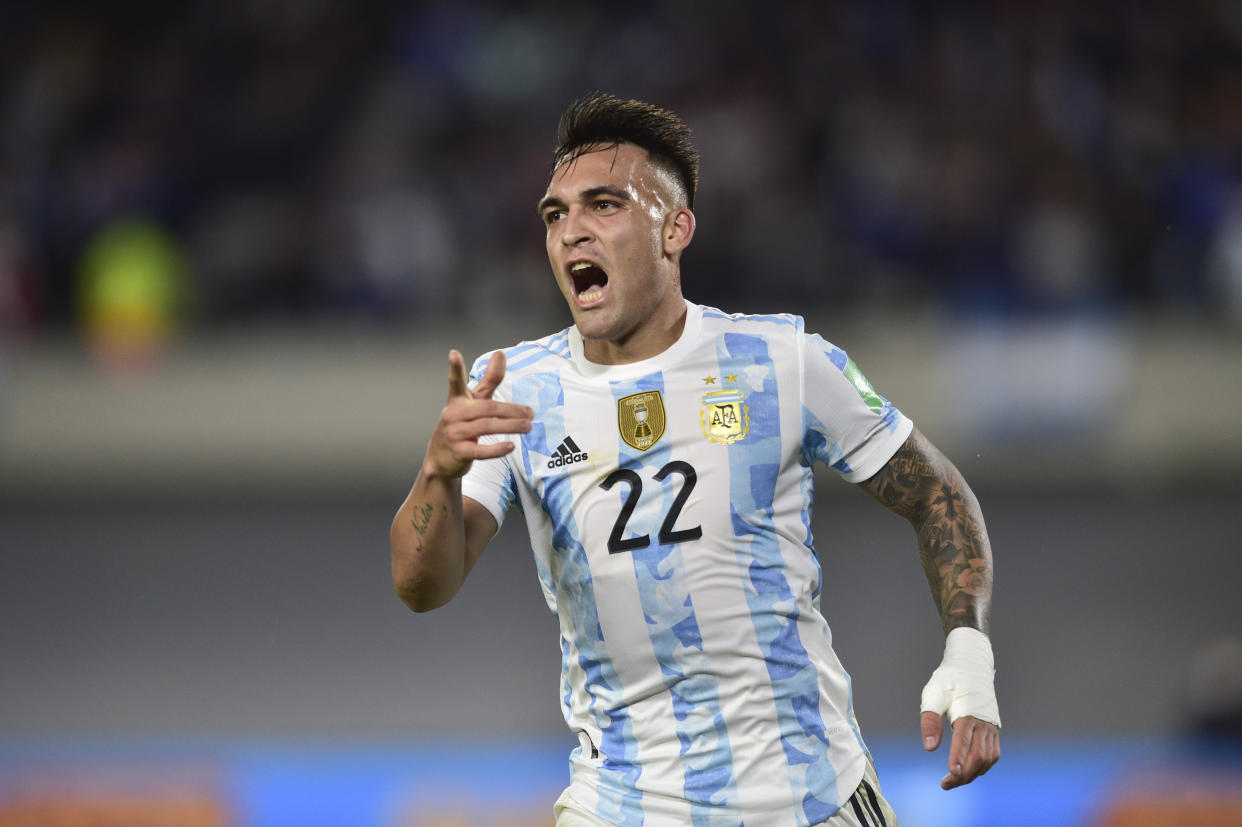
538 142 683 353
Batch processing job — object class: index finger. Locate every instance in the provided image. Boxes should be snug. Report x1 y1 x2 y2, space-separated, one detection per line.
447 349 470 399
947 716 974 781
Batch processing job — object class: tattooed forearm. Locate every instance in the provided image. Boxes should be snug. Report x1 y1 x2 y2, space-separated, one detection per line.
409 502 435 551
860 429 992 634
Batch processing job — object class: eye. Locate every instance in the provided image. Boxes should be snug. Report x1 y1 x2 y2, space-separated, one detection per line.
543 208 565 225
594 200 619 213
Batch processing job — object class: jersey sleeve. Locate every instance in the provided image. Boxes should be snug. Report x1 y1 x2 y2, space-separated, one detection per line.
800 331 913 483
459 351 519 528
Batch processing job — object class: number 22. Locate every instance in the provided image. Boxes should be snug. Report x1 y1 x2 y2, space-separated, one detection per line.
599 461 703 554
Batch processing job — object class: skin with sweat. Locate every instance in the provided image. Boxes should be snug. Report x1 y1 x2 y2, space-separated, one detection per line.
538 142 695 365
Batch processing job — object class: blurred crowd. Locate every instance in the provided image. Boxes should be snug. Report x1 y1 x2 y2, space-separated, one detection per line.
2 0 1242 340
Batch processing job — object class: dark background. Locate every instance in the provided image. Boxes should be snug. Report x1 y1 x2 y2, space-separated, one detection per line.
2 0 1241 792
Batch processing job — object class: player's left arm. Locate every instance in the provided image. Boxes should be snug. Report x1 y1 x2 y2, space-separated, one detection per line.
859 426 1001 790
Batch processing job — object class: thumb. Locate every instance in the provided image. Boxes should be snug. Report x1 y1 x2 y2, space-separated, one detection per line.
473 350 507 400
920 711 943 751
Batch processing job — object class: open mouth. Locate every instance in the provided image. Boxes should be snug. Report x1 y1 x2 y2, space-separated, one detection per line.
570 261 608 305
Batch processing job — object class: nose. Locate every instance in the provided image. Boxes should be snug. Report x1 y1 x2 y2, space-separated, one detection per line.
560 208 591 247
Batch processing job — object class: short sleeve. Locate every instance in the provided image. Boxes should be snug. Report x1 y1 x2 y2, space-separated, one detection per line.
800 331 913 483
461 448 517 528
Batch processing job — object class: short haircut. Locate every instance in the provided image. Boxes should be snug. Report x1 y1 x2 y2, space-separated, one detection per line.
553 93 699 209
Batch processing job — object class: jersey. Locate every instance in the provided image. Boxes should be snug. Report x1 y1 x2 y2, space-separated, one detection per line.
461 300 913 827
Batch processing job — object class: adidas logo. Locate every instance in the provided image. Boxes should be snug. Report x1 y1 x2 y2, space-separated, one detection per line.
547 436 588 468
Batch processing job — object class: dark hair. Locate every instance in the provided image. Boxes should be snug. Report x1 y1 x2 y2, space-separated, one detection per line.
553 93 699 209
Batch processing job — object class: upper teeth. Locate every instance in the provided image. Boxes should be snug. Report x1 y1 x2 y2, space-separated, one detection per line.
572 262 593 271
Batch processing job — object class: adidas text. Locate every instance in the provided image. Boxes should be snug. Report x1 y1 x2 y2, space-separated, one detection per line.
548 436 588 468
548 452 588 468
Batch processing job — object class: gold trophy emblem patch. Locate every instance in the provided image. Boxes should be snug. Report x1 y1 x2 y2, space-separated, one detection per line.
700 389 750 445
617 390 666 451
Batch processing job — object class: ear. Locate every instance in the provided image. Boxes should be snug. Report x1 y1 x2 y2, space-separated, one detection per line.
663 208 696 257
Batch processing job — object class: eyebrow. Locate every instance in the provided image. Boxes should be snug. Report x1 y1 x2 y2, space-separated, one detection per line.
536 185 632 217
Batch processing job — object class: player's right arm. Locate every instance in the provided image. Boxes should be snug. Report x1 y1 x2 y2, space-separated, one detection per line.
390 349 532 612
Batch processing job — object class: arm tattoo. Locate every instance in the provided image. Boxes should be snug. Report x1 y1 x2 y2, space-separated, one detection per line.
409 503 435 551
861 430 992 634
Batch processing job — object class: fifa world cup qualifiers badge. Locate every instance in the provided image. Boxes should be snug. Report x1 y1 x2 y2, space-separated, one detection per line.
617 391 667 451
700 389 750 445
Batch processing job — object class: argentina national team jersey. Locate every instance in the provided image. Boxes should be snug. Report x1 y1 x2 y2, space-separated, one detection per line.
461 301 912 826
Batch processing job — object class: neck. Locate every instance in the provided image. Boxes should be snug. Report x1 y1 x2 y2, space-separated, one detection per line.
582 297 688 365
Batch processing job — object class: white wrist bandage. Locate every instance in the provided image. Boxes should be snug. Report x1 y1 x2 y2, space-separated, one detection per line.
920 627 1001 727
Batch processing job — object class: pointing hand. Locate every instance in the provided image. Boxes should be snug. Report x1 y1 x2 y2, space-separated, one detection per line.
423 349 533 480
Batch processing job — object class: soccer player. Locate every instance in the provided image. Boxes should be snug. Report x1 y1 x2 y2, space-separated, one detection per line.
391 93 1000 826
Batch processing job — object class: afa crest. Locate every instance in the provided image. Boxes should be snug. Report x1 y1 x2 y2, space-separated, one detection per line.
617 390 666 451
700 389 750 445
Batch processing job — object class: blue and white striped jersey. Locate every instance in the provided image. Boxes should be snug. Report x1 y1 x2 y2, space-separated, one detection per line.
462 301 912 826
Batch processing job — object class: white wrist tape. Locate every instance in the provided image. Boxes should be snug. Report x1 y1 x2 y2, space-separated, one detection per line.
920 627 1001 727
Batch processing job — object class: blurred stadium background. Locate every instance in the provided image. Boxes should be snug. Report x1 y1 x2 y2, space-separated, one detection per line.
1 1 1240 825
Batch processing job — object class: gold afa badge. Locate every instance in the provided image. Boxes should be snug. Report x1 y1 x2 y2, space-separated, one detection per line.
617 390 667 451
700 389 750 445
